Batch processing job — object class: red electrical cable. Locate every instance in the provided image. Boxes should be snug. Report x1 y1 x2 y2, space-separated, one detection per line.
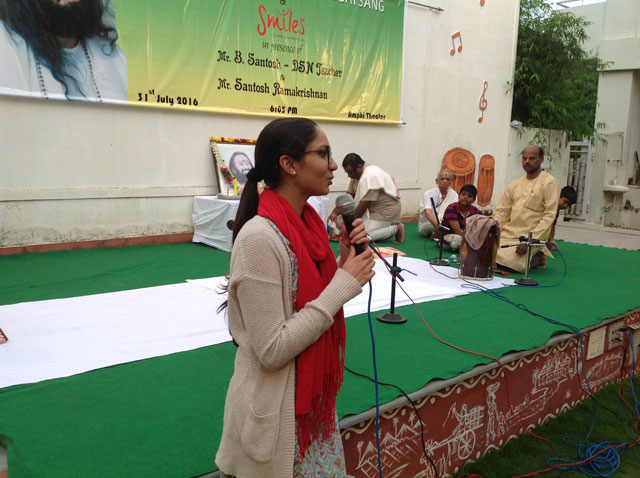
510 440 634 477
373 248 561 458
372 247 640 478
617 334 640 423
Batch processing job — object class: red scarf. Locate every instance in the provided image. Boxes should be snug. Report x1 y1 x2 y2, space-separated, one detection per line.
258 189 346 456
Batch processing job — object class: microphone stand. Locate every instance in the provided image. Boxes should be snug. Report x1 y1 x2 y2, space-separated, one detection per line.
430 197 450 266
370 249 414 324
499 232 538 286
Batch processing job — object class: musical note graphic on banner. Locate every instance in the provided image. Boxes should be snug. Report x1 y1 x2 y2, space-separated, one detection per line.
478 81 488 123
450 31 463 56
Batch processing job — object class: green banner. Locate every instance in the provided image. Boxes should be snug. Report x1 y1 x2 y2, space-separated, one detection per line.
115 0 405 122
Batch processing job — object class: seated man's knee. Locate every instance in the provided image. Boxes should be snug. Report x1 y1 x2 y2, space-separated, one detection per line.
418 221 436 237
444 234 462 251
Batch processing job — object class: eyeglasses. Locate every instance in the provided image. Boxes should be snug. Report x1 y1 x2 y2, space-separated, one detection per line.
304 147 333 164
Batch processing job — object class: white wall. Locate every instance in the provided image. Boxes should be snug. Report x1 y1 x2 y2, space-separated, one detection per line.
505 127 640 230
626 71 640 181
507 129 570 182
569 0 640 229
0 0 521 247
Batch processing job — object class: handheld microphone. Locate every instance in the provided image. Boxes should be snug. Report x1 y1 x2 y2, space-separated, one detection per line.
335 194 365 255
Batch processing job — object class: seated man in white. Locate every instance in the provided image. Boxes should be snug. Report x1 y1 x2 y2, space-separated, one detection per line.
418 168 458 237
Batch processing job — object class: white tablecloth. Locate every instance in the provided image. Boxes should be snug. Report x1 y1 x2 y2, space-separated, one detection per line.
192 195 330 251
192 196 240 251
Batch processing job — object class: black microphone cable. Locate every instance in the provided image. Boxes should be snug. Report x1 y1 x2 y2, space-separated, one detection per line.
345 365 439 478
349 238 439 478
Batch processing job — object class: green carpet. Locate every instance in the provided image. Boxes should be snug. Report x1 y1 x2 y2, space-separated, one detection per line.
1 224 639 477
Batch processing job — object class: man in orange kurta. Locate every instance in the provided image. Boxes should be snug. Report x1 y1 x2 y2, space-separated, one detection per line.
494 146 560 273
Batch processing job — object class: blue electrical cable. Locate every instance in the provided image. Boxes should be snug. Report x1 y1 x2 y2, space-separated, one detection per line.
450 248 633 476
425 236 635 476
365 280 383 478
550 438 624 477
527 244 567 288
625 330 640 419
470 283 630 476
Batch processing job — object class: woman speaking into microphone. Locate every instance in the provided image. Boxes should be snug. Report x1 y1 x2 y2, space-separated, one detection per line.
216 118 375 477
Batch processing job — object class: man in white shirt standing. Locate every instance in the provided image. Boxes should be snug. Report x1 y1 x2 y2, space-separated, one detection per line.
418 168 458 237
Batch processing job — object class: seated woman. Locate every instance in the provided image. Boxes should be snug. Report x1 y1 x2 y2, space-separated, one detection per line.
441 184 482 251
215 118 375 477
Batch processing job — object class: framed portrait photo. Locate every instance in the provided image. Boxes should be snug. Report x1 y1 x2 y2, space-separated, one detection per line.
210 137 256 196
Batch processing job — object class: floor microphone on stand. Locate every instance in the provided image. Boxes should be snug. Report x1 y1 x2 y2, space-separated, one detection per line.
374 251 407 324
430 197 449 266
516 232 538 286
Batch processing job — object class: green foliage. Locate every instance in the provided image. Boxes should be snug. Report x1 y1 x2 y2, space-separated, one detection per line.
511 0 608 143
531 128 563 171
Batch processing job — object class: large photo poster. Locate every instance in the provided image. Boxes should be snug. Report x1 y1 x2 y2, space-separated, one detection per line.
0 0 405 123
0 0 127 102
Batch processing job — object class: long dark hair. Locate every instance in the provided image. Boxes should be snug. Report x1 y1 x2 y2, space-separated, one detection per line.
218 118 319 319
0 0 118 97
231 117 319 243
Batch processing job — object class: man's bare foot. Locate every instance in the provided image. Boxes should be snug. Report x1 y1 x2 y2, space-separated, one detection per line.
494 263 516 274
530 251 546 269
392 223 405 244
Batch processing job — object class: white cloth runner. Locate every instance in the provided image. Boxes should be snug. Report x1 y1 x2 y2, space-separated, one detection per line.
0 257 512 389
0 281 231 389
345 256 513 316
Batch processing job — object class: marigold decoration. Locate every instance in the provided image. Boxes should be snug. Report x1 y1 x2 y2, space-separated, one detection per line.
210 140 236 184
210 136 256 144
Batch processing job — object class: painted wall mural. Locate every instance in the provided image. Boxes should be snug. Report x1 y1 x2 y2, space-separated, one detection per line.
450 31 463 56
442 148 476 194
341 309 640 477
477 154 495 207
478 81 488 123
441 148 495 207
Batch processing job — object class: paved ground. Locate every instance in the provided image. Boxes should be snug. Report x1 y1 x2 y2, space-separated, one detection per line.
555 220 640 250
1 221 637 475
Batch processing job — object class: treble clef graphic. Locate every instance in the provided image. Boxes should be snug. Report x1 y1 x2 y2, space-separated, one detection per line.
478 81 488 123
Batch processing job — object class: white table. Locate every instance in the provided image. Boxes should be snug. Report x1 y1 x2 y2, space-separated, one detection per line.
192 195 330 252
307 196 330 226
192 196 239 251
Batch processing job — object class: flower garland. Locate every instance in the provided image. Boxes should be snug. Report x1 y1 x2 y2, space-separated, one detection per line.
211 136 256 145
210 140 235 185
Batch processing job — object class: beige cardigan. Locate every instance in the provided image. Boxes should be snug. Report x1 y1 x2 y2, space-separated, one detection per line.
215 216 362 478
